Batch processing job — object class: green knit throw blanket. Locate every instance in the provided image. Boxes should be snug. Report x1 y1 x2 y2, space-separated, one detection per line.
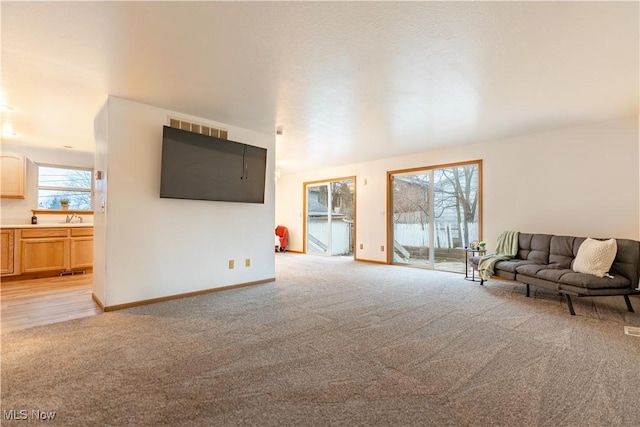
478 231 520 280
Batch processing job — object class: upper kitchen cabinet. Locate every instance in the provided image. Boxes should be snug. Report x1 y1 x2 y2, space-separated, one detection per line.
0 152 26 198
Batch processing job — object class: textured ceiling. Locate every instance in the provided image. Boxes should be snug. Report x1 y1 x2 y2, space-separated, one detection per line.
1 2 638 173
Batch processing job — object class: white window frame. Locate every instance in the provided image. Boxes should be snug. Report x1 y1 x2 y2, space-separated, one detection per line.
36 163 93 211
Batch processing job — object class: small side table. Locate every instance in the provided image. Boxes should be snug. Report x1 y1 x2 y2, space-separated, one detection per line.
465 248 487 282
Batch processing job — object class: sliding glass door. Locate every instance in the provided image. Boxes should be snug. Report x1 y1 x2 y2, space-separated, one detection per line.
389 161 481 273
305 178 355 257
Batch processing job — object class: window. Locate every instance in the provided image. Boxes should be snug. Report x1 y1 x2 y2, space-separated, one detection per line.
37 164 92 210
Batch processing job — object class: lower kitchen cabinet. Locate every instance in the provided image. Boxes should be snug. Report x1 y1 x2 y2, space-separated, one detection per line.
1 229 15 275
1 226 93 277
20 228 70 273
70 239 93 269
21 238 69 273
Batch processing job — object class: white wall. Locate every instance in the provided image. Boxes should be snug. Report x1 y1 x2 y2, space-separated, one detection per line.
0 143 94 224
94 97 275 307
276 117 640 262
92 102 109 304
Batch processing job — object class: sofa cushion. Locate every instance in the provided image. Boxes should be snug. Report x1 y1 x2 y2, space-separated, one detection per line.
534 268 573 283
516 234 552 264
609 239 640 289
469 256 482 265
549 235 578 269
515 264 548 277
572 238 617 278
493 259 537 273
558 272 630 290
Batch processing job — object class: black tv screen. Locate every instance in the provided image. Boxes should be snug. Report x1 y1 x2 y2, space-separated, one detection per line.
160 126 267 203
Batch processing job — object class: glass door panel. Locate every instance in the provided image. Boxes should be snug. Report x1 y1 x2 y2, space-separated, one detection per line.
330 180 355 256
307 184 330 255
391 172 432 268
432 164 479 272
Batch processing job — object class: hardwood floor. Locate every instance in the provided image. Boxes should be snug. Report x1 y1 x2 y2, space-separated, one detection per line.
1 273 102 333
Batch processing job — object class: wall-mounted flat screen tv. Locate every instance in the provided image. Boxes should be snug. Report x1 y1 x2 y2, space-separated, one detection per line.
160 126 267 204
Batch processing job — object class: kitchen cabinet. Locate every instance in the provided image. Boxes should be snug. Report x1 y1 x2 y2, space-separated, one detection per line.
1 229 16 275
0 226 93 277
70 227 93 269
0 152 26 199
20 228 69 273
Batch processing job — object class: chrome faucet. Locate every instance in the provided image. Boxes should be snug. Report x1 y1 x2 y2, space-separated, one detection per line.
65 213 83 223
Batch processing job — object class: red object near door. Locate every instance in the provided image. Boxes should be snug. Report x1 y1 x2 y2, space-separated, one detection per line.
275 226 288 251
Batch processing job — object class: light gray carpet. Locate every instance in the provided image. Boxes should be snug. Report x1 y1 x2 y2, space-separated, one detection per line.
2 254 640 426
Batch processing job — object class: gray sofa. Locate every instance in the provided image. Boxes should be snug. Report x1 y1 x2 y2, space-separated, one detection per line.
470 233 640 315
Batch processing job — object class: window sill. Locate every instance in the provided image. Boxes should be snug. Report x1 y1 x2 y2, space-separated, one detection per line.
32 209 94 215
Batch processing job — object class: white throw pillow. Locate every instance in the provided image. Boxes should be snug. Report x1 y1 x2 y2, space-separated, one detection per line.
572 238 617 278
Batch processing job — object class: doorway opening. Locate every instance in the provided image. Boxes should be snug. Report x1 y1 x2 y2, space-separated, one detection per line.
304 177 356 257
388 161 482 273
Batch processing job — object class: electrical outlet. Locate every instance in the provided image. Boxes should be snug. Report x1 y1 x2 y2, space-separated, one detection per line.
360 244 363 249
380 245 384 251
228 260 234 269
245 258 251 267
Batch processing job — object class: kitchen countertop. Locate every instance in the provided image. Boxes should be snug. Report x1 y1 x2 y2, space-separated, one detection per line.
1 223 94 228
